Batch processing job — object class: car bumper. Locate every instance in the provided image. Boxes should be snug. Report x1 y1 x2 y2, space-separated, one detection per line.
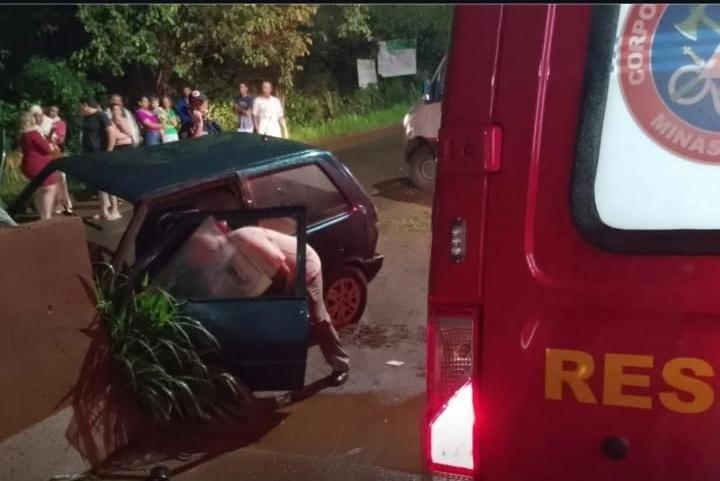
357 254 384 283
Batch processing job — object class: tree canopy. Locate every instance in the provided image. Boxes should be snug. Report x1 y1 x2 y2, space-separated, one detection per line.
74 5 318 94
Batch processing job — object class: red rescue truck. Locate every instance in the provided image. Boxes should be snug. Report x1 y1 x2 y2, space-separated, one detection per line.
425 4 720 480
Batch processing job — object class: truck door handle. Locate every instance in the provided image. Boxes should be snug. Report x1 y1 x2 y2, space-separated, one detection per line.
483 125 503 173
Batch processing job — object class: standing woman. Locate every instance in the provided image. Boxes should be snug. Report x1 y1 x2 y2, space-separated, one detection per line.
159 95 180 143
47 105 73 215
135 96 163 146
18 112 60 220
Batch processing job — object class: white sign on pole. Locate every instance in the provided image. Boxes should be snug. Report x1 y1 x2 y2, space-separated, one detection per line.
377 39 417 78
356 59 378 88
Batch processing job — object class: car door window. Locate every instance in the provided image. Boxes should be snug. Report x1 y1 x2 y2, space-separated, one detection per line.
247 163 350 226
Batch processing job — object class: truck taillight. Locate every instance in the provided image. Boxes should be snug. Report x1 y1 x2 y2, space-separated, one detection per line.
426 315 476 478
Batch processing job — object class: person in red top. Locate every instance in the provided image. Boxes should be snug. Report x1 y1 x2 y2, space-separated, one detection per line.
18 112 60 220
47 105 73 215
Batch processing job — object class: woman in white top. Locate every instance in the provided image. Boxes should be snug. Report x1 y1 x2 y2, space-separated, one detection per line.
252 81 289 139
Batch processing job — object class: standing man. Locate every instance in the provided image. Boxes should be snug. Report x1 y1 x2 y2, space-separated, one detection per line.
80 97 120 221
176 86 194 127
234 82 255 133
252 81 288 139
104 94 141 147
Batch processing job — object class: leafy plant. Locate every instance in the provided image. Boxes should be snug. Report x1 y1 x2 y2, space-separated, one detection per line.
94 265 250 422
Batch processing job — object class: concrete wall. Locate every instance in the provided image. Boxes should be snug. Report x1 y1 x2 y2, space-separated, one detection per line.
0 217 143 480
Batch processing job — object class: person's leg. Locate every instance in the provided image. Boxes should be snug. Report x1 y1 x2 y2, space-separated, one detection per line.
57 173 73 213
97 191 110 219
108 195 122 220
34 185 56 220
147 131 161 146
307 273 350 373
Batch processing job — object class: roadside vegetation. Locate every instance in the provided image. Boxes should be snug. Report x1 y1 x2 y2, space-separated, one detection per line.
0 5 451 207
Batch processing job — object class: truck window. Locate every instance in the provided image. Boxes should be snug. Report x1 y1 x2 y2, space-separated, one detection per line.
246 163 350 226
572 4 720 253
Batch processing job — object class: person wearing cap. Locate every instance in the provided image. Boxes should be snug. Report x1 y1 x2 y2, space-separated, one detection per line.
184 91 222 139
189 90 208 139
104 94 141 147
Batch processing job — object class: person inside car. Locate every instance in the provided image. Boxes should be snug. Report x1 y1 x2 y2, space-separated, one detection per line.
160 217 350 386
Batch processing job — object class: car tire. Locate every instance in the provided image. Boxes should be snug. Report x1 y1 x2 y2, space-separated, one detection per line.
324 266 368 329
408 141 437 191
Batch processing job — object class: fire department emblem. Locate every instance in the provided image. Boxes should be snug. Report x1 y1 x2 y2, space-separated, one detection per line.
619 5 720 163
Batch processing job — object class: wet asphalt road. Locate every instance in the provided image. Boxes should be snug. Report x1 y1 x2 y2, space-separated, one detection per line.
95 126 436 481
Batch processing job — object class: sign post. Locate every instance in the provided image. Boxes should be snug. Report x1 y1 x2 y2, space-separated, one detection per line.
377 39 417 78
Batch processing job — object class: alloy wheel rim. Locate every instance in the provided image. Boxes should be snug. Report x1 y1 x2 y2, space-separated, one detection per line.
326 277 362 326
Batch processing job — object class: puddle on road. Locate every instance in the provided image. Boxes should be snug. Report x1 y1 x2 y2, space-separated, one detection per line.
339 323 425 349
98 391 425 479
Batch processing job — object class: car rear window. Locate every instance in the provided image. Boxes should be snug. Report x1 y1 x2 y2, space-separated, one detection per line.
247 162 350 226
572 4 720 254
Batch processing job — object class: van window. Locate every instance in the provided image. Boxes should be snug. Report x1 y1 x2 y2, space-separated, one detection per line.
572 5 720 253
247 162 350 225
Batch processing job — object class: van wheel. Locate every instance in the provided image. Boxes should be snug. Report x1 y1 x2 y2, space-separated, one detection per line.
408 142 437 191
325 266 368 329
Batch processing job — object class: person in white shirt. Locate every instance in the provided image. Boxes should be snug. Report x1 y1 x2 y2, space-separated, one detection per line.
252 81 289 139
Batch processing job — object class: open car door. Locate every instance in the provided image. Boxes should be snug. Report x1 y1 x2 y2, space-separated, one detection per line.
132 206 310 391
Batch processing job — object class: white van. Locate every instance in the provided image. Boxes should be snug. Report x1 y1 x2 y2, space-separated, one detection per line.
403 54 447 190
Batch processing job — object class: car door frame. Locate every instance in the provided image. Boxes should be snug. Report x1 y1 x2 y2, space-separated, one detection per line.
129 205 312 391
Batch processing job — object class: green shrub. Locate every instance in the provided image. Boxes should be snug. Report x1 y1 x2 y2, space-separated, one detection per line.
0 100 32 153
285 94 327 125
208 101 237 132
95 267 250 422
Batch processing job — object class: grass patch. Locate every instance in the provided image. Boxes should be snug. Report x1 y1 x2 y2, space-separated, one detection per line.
291 102 410 144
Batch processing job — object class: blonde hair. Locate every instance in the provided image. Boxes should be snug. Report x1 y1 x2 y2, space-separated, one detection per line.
19 112 38 134
29 105 43 116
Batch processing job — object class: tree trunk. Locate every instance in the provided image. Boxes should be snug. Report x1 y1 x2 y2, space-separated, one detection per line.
155 65 172 97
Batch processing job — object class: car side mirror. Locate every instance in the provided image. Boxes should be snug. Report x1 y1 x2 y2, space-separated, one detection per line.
422 79 433 104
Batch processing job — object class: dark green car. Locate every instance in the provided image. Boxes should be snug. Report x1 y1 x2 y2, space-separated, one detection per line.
9 133 384 390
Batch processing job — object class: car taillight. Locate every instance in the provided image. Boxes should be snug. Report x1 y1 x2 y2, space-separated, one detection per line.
426 315 477 479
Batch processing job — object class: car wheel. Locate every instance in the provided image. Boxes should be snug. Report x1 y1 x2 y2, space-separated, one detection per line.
408 142 437 191
325 266 368 328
